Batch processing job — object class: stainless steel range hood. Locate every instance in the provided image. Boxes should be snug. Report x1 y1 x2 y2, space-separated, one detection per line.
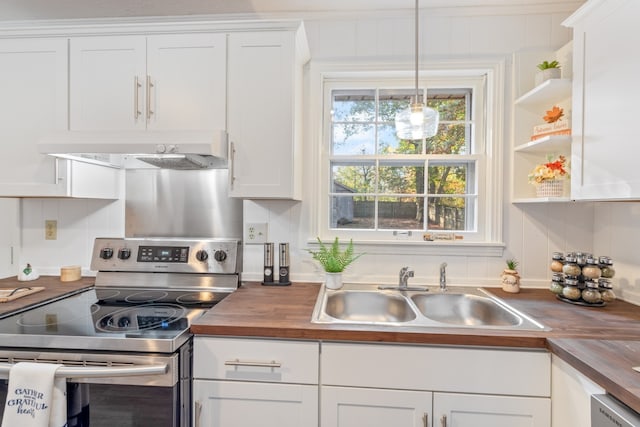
38 130 228 170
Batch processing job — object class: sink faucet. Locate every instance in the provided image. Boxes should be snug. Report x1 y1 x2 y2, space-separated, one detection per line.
439 262 448 291
398 266 415 289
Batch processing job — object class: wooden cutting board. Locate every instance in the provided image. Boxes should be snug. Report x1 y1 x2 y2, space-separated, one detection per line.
0 286 45 303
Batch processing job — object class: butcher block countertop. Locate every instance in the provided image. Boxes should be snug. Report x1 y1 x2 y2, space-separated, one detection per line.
0 275 94 318
191 282 640 413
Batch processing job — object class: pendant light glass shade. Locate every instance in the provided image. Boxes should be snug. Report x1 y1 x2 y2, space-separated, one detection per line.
395 101 439 140
395 0 439 140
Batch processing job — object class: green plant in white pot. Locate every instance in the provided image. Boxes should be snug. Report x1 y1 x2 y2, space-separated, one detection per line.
535 60 561 85
501 259 521 293
308 237 363 289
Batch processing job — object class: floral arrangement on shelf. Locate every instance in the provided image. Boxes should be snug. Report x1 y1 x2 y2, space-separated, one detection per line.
528 154 569 185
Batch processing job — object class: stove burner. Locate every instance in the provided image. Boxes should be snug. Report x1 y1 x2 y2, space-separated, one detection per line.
17 303 101 328
95 289 120 301
176 291 218 305
124 291 169 304
95 303 187 333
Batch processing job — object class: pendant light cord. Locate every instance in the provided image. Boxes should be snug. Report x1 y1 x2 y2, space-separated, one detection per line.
414 0 420 105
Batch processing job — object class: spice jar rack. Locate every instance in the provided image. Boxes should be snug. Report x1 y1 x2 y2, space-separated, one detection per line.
549 252 616 306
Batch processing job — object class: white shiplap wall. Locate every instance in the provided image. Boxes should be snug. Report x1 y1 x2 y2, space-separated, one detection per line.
16 3 639 305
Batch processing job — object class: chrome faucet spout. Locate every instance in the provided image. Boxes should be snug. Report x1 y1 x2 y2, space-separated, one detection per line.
398 266 415 288
439 262 448 291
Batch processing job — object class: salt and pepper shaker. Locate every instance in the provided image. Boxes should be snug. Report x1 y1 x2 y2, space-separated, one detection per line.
262 243 274 285
261 242 292 286
278 243 291 285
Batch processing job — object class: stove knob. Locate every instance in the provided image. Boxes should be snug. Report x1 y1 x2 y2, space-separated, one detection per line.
118 317 130 328
213 250 227 262
118 248 131 260
100 248 114 259
195 250 209 262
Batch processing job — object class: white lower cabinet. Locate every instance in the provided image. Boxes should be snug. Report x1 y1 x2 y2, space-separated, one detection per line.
434 392 550 427
321 386 431 427
551 355 604 427
192 337 319 427
193 338 552 427
193 380 318 427
320 342 551 427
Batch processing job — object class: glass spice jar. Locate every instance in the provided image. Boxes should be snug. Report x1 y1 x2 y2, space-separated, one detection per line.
550 252 564 273
581 280 602 304
582 257 602 280
562 278 581 300
599 256 616 279
562 255 581 277
575 252 588 266
600 288 616 302
549 281 564 295
598 278 616 302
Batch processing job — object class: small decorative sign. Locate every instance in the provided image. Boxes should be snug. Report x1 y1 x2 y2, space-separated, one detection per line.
531 106 571 140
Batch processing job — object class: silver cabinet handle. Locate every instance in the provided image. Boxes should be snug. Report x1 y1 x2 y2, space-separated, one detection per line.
229 141 236 189
224 359 281 368
134 76 142 120
440 415 447 427
194 401 202 427
423 413 428 427
146 75 154 121
0 362 167 379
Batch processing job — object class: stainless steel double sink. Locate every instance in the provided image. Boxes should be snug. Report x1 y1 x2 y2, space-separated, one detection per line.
311 284 548 331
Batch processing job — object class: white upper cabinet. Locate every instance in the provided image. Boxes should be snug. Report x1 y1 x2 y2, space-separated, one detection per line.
227 26 309 200
0 38 119 198
70 33 226 131
564 0 640 200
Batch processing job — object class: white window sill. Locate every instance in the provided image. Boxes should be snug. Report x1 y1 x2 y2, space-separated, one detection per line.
306 239 505 257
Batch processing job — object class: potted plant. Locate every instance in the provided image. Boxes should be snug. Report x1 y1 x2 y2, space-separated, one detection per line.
308 237 363 289
535 60 561 85
501 259 521 293
528 154 569 198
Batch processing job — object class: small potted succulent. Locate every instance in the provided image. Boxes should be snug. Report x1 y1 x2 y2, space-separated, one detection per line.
308 237 363 290
535 60 561 85
501 259 521 293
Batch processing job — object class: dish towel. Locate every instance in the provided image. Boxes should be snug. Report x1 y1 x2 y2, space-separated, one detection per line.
1 362 67 427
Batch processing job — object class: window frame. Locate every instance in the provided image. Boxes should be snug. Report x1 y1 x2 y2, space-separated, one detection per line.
308 60 506 257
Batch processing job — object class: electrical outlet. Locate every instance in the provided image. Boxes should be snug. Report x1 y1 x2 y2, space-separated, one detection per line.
244 222 268 244
45 220 57 240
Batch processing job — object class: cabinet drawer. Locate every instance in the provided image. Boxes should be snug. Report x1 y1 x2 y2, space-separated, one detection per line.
321 342 550 397
194 337 319 384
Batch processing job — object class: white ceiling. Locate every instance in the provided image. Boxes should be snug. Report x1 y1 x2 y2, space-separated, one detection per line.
0 0 580 21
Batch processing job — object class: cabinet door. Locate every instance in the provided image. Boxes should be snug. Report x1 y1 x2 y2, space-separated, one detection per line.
70 35 146 130
321 386 431 427
227 31 302 199
0 38 68 195
434 392 550 427
551 355 604 427
570 0 640 200
0 199 19 278
193 380 318 427
146 33 226 130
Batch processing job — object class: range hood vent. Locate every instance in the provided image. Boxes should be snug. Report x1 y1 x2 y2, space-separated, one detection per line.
38 130 228 170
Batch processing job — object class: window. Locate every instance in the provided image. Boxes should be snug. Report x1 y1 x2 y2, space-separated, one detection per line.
316 68 503 250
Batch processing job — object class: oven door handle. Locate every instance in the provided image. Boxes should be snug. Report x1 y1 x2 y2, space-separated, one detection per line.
0 363 168 379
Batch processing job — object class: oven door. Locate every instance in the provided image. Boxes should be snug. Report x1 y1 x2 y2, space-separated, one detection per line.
0 345 191 427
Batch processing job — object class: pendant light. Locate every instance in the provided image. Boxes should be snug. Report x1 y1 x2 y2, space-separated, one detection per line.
395 0 439 140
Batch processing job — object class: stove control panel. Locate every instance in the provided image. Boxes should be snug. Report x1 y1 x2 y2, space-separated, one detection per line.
91 238 241 274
